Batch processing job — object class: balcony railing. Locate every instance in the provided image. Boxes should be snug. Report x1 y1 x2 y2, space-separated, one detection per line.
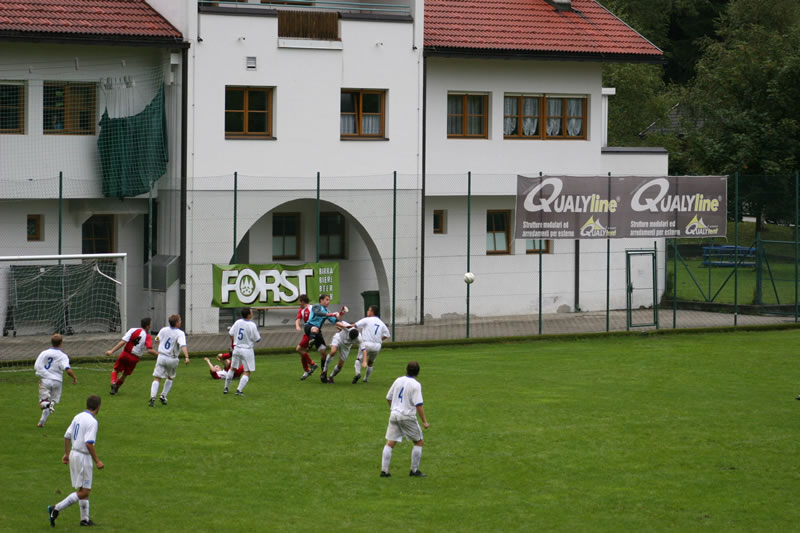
199 0 412 17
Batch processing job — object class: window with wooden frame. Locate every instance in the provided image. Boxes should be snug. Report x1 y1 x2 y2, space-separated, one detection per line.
486 210 511 254
504 94 587 139
82 215 115 254
544 96 587 139
503 94 541 138
319 212 345 259
27 214 43 241
43 82 96 135
340 90 385 138
0 82 25 134
433 210 447 234
526 239 552 254
447 93 488 138
272 213 300 259
225 86 273 138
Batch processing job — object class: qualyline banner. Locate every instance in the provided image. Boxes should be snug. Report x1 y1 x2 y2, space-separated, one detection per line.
515 175 727 240
212 262 339 308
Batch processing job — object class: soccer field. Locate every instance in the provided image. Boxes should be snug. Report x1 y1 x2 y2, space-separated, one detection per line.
3 329 799 532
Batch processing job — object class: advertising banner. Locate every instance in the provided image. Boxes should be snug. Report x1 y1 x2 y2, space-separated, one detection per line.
515 175 727 240
211 262 338 308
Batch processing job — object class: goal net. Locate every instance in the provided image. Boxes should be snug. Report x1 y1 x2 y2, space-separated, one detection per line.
1 253 126 337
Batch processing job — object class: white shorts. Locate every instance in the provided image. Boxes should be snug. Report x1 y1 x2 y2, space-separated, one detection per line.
69 450 93 490
153 355 179 380
332 338 355 361
232 348 255 372
359 342 382 363
38 379 63 404
385 413 422 443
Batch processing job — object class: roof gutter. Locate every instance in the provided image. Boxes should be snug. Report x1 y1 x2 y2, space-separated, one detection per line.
0 31 188 48
423 46 665 65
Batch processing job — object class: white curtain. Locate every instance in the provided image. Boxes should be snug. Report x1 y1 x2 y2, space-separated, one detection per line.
567 98 583 136
546 98 562 136
523 117 538 136
447 95 462 134
362 115 381 135
340 115 356 134
504 97 517 135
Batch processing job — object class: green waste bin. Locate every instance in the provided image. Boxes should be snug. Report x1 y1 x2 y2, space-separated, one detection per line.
361 290 380 316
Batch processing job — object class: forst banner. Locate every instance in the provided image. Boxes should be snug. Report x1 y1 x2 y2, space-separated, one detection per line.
515 175 727 240
211 262 339 308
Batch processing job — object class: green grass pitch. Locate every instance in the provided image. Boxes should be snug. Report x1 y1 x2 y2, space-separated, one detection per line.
2 330 799 532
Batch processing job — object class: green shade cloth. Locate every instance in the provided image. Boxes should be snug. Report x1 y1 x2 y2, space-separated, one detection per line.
98 85 168 198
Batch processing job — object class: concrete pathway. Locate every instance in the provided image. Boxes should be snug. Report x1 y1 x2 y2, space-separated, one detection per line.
1 308 793 363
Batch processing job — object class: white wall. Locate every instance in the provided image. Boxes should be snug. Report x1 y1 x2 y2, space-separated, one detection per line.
188 14 422 180
425 58 604 175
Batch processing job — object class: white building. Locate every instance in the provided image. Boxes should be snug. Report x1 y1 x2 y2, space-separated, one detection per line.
0 0 185 334
1 0 666 335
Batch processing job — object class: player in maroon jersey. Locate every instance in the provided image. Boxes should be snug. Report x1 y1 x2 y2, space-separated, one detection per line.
295 294 319 380
105 317 157 395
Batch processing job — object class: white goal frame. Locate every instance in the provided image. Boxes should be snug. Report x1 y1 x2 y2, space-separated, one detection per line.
0 253 127 335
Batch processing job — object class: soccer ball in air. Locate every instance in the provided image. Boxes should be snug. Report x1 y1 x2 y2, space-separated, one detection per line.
464 272 475 284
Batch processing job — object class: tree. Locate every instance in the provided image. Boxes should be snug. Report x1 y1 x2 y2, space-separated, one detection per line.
682 0 800 225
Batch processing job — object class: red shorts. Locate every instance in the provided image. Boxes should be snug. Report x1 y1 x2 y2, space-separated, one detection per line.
298 335 310 350
113 352 140 375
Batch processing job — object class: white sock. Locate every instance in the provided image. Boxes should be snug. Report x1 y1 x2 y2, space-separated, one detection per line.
411 445 423 472
354 356 362 376
39 408 50 426
224 371 234 390
382 445 393 473
323 354 332 372
161 379 173 397
79 499 90 522
55 492 79 511
150 380 160 399
237 375 250 392
365 366 374 381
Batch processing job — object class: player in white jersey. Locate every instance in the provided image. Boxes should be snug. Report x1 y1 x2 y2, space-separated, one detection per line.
34 334 77 427
149 314 190 407
353 305 391 384
48 394 104 527
224 307 262 395
326 324 361 384
381 361 430 478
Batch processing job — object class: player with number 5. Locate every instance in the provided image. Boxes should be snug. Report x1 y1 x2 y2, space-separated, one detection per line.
148 314 190 407
224 307 261 396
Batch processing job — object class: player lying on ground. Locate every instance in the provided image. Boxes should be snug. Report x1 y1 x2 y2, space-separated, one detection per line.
204 355 244 380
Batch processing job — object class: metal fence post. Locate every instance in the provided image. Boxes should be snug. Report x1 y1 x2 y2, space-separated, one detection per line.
233 171 238 263
392 171 397 337
316 171 320 263
734 172 739 326
58 171 63 256
795 171 798 322
466 171 471 339
606 172 611 332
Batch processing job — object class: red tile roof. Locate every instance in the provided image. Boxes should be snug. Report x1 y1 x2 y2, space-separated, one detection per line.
0 0 182 41
425 0 662 59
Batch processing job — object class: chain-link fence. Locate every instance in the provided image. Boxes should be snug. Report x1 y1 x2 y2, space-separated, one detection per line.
2 172 799 362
